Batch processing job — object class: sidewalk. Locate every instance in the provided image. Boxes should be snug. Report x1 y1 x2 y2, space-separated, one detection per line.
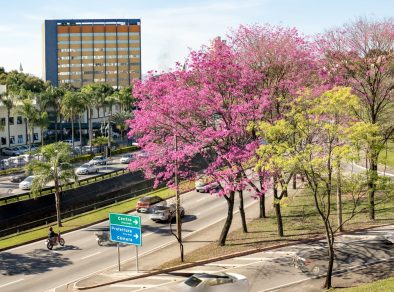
72 186 285 290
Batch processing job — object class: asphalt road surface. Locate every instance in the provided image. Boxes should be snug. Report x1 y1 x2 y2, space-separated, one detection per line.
87 226 394 292
0 154 134 199
0 188 258 292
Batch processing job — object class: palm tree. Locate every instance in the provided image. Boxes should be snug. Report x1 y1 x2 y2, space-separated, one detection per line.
91 136 108 153
81 83 113 147
29 142 76 227
116 85 135 112
44 85 65 142
104 93 119 151
61 91 84 149
112 111 133 144
36 91 52 146
16 98 38 152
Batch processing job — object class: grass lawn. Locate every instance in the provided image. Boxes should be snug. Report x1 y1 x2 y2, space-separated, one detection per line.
336 276 394 291
0 181 194 250
160 185 394 269
379 142 394 168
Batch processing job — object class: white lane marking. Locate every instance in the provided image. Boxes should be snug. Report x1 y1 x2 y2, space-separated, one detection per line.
143 232 154 237
263 251 297 255
81 251 102 260
235 257 275 261
0 278 24 288
65 197 260 291
133 280 180 292
205 263 244 267
196 197 206 202
259 278 310 292
110 283 156 288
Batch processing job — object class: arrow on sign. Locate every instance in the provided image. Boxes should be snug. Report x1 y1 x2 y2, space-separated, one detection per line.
133 234 139 239
133 219 139 225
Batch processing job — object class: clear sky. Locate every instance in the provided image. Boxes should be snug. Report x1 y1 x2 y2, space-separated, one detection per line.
1 0 393 78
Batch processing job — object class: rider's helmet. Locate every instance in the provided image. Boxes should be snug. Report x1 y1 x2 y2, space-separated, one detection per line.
49 227 53 231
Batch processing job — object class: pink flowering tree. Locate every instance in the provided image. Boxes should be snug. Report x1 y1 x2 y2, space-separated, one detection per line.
318 18 394 220
229 24 319 236
129 38 269 246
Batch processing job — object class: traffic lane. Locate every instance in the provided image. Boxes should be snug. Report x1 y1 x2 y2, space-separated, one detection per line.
0 161 129 197
101 227 394 292
0 189 256 292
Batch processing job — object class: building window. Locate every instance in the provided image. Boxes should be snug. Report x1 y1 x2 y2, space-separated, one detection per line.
33 133 39 141
17 116 23 124
17 135 23 143
1 137 6 145
9 117 14 125
0 118 5 126
10 136 15 144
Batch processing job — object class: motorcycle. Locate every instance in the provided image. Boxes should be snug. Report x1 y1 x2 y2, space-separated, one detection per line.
95 231 110 246
46 234 65 250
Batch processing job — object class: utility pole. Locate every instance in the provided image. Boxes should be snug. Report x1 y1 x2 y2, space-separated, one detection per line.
174 134 184 261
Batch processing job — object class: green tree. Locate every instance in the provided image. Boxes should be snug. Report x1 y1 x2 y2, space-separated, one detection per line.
44 85 65 142
28 142 76 227
16 98 38 152
113 111 133 143
61 91 85 149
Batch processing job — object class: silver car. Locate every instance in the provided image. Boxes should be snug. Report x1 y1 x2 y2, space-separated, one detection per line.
19 176 35 190
150 204 185 223
75 163 98 175
120 154 133 164
178 272 249 292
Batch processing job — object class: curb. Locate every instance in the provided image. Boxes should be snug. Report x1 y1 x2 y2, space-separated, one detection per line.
73 223 394 290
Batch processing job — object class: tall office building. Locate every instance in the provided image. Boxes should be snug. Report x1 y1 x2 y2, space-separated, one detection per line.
43 19 141 88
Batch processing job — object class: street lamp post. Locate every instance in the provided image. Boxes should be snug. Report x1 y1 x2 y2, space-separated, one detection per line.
174 134 184 262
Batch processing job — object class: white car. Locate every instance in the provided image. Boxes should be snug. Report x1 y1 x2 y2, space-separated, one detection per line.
119 154 133 164
195 177 220 193
178 272 249 292
75 163 98 175
89 155 107 165
2 147 22 156
19 176 35 190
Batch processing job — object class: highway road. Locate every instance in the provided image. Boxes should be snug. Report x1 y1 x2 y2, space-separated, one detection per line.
86 225 394 292
0 187 259 292
0 154 134 199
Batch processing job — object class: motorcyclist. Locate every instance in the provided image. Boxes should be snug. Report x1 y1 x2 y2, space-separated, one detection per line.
48 227 58 243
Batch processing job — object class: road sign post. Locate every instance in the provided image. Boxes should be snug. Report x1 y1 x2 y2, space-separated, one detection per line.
109 213 142 272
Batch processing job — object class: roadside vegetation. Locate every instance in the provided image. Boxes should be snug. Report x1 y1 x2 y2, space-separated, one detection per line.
0 181 194 250
160 185 394 267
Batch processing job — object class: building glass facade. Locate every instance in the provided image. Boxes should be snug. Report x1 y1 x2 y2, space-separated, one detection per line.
43 19 141 88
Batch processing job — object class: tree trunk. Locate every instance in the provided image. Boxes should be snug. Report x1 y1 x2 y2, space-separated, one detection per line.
55 190 62 227
238 190 248 233
71 114 75 149
368 155 378 220
108 107 112 156
259 194 266 218
78 116 82 147
292 173 297 189
218 191 235 246
273 183 284 237
337 162 343 232
323 227 335 289
55 111 58 142
40 126 44 147
88 108 92 147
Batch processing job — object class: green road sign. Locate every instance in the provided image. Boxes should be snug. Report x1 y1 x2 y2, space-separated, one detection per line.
109 213 141 228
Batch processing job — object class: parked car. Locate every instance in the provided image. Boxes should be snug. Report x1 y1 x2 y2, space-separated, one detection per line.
136 195 167 213
178 272 249 292
10 173 28 183
89 155 107 165
75 163 98 175
17 145 30 154
195 176 220 193
82 145 100 154
19 176 35 190
119 154 133 164
1 147 22 156
150 203 185 223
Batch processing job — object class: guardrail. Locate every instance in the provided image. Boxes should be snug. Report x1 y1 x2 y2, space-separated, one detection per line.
0 167 130 205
